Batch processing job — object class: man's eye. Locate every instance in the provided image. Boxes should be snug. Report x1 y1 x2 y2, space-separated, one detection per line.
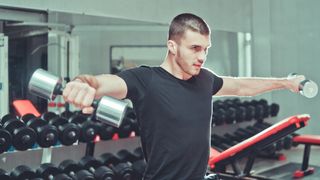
192 46 201 51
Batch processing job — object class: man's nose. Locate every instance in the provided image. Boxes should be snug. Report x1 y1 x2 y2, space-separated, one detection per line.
198 51 206 63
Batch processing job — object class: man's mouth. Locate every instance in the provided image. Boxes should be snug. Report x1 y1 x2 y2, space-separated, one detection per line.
193 64 202 68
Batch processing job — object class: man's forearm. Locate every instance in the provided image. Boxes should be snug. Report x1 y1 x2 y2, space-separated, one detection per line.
236 77 289 96
74 74 127 99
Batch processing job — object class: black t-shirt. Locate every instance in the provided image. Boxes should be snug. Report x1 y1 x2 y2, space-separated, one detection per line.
117 66 223 180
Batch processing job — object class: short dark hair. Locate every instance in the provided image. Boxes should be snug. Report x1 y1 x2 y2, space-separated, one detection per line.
168 13 211 41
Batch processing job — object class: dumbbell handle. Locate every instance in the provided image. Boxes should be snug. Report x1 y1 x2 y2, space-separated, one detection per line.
53 85 100 108
288 73 318 98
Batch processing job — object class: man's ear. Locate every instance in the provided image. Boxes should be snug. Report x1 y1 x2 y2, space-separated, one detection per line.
167 40 177 55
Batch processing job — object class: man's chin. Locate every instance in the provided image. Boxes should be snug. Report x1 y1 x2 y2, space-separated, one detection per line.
191 70 201 76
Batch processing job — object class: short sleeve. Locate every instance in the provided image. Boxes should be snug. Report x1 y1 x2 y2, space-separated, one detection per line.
212 74 223 95
201 68 223 95
116 66 152 102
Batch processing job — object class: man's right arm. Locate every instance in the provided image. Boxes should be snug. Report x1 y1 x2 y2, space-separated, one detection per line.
62 74 127 113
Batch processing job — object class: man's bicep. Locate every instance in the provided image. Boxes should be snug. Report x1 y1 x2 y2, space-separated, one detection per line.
95 74 128 99
215 76 239 96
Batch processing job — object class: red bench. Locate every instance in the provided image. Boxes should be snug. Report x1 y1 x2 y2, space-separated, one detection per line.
208 114 310 179
292 134 320 178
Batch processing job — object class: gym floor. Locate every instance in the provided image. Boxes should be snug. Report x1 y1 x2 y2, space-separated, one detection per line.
236 146 320 179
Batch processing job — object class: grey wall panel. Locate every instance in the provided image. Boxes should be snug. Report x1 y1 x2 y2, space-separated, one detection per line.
0 0 251 33
269 0 320 134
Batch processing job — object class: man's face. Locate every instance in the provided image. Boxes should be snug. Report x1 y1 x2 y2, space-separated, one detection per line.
175 30 211 77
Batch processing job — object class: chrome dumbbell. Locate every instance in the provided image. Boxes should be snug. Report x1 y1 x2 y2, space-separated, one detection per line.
288 73 318 98
28 68 128 127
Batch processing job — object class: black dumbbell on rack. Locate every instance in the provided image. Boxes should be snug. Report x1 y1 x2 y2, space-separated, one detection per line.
212 102 234 125
211 134 236 151
212 99 248 125
1 114 36 151
10 165 39 180
240 101 256 121
0 168 11 180
250 99 269 118
58 159 94 180
116 149 141 163
95 121 116 141
268 103 280 117
36 163 62 180
20 114 58 148
121 147 146 180
125 108 140 136
0 123 12 154
117 119 134 139
224 99 247 123
68 113 99 143
42 112 80 146
212 108 226 126
242 100 264 121
223 132 247 143
99 152 133 180
79 156 115 180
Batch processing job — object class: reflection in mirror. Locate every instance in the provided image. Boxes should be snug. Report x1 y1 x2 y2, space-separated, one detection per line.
110 31 252 77
110 45 167 74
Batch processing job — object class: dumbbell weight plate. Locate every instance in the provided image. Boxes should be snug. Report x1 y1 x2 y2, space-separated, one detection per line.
113 162 133 180
36 163 61 179
97 122 115 141
117 120 133 138
94 166 115 180
0 129 11 154
3 119 36 151
79 156 103 171
11 165 37 180
53 173 72 180
69 114 99 143
75 169 95 180
269 103 280 117
13 127 37 151
41 112 58 121
1 114 17 124
282 136 293 150
59 159 82 175
99 153 121 166
117 149 138 163
26 118 58 147
0 168 10 180
49 117 80 146
254 104 264 121
212 109 225 126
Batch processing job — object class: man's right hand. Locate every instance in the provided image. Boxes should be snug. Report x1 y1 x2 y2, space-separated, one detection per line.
63 80 96 114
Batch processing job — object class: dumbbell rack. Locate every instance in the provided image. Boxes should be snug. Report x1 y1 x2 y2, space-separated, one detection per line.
0 110 141 173
210 98 298 161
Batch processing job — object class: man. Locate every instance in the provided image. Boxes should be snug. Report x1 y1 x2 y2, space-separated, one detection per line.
63 13 303 180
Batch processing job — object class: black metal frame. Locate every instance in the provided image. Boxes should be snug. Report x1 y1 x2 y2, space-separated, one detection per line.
212 121 307 180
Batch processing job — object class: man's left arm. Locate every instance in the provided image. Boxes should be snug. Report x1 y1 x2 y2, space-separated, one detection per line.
215 76 304 96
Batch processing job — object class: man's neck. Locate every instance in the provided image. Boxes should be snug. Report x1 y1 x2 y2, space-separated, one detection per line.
160 55 192 80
